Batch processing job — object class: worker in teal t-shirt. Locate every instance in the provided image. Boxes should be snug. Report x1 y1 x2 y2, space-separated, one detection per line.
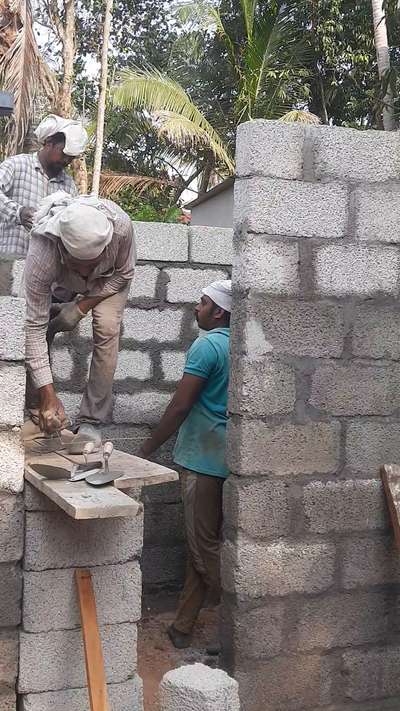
140 279 231 651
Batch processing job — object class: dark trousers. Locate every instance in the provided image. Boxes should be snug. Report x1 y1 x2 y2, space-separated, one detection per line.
174 468 224 635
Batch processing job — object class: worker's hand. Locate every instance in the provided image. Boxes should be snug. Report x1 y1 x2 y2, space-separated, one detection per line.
47 301 86 340
20 207 35 230
38 393 68 434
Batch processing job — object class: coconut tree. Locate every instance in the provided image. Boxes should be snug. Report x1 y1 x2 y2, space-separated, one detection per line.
112 0 318 191
371 0 396 129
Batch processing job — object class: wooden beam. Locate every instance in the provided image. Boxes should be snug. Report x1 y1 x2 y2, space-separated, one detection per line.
75 569 110 711
381 464 400 549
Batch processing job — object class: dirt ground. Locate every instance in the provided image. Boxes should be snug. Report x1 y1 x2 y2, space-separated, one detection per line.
138 592 219 711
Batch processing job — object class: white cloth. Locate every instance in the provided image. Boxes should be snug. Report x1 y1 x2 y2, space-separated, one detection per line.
34 114 88 156
202 279 232 312
32 192 117 260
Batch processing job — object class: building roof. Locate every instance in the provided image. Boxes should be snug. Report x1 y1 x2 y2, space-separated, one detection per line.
185 176 235 209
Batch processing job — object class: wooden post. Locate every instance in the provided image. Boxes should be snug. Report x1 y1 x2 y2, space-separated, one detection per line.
381 464 400 549
75 569 110 711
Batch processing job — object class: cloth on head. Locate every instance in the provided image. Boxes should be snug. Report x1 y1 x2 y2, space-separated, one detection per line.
32 192 117 260
202 279 232 312
34 114 88 156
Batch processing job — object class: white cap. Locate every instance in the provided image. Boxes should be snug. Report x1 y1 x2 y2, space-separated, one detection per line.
52 203 113 259
34 114 88 156
202 279 232 312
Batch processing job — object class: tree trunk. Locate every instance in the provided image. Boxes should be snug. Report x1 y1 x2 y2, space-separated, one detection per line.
91 0 113 196
371 0 396 130
72 156 88 193
54 0 75 116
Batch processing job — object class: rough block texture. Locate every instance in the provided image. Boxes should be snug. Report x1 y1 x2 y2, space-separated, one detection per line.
0 493 23 562
166 268 228 303
21 677 143 711
0 687 16 711
24 510 143 571
0 297 24 360
159 663 240 711
0 631 18 685
0 563 21 626
189 226 233 265
123 308 184 342
134 221 188 261
23 562 141 632
129 264 159 298
0 364 25 425
18 623 137 693
225 120 400 711
0 429 24 494
113 392 171 425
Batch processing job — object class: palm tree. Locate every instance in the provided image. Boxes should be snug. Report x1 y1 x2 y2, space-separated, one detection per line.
112 0 318 192
371 0 396 129
92 0 113 195
0 0 57 154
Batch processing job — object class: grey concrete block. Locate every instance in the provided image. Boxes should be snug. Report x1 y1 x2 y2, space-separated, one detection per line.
352 304 400 360
346 421 400 475
56 392 81 419
354 184 400 243
343 645 400 702
160 663 240 711
0 686 16 711
0 563 21 626
314 244 400 297
0 364 25 425
241 299 345 358
0 429 24 494
232 602 284 660
161 351 186 382
223 476 291 539
0 297 25 360
303 480 388 533
24 482 58 512
24 510 143 571
134 221 188 261
18 623 137 693
165 268 227 303
342 536 400 589
292 591 388 652
141 543 185 589
236 119 305 179
222 538 335 598
129 264 160 299
228 420 340 476
310 362 400 416
0 631 17 685
235 655 323 711
101 424 151 456
113 392 171 425
23 562 141 633
11 258 24 296
234 177 348 238
229 358 296 416
189 226 233 265
115 350 152 381
140 480 181 505
235 236 300 294
144 503 185 545
0 492 23 562
21 677 143 711
312 125 400 182
51 349 73 381
123 308 183 342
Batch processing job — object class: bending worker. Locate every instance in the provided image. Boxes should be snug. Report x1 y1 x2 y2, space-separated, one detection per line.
139 279 231 650
24 192 135 444
0 114 88 257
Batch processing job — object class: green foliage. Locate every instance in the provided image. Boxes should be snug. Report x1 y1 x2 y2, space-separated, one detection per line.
116 186 182 222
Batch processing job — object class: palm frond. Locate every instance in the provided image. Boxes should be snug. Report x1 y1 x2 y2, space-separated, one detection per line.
112 66 233 171
279 110 321 125
0 0 57 154
239 0 257 41
97 171 177 198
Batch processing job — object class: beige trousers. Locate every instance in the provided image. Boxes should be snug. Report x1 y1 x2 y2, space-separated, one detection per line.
174 468 225 635
26 285 129 425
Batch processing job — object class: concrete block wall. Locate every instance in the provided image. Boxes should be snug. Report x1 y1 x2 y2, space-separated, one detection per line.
0 295 25 711
224 120 400 711
8 224 233 593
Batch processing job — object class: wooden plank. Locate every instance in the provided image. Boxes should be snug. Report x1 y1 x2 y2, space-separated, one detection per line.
381 464 400 549
75 569 110 711
25 464 142 520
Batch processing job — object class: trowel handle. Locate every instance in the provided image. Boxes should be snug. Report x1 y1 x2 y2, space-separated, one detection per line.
83 441 95 456
103 441 114 460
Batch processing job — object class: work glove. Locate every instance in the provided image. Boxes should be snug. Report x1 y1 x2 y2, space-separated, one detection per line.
47 301 86 341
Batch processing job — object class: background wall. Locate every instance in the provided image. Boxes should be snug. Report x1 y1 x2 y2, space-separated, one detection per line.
223 119 400 711
7 223 233 595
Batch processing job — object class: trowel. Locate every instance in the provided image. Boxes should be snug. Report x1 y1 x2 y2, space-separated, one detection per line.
85 442 119 486
69 441 103 482
30 464 71 480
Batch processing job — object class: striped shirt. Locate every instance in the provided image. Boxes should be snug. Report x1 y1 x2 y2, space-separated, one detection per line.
0 153 77 258
25 200 136 388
